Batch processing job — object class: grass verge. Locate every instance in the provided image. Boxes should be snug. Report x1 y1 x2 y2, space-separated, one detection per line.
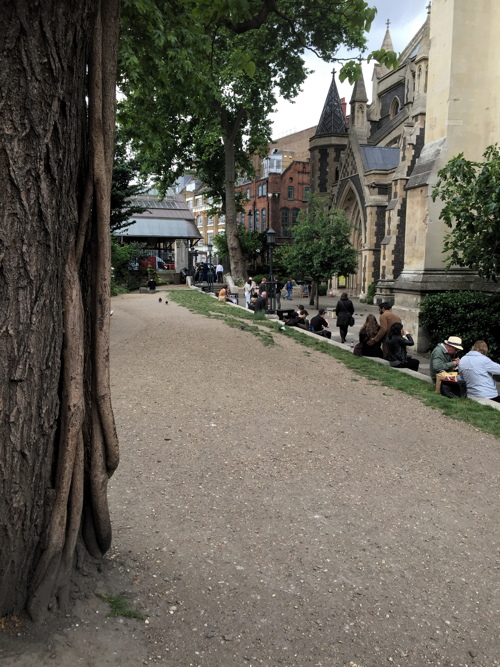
98 594 146 620
168 290 500 439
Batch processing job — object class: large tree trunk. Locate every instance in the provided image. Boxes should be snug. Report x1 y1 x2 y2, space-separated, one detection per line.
0 0 120 619
220 108 247 283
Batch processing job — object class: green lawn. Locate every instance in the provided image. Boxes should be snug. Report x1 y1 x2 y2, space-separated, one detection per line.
168 290 500 439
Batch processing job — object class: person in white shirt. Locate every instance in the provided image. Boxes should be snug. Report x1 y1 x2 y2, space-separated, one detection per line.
458 340 500 402
244 277 254 308
216 263 224 283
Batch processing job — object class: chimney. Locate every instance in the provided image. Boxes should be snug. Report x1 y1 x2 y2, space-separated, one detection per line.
340 97 347 119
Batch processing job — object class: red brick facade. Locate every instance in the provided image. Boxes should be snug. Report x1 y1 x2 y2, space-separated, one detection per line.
235 160 311 244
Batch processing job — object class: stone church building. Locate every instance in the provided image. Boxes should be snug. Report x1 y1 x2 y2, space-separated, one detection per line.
309 0 500 349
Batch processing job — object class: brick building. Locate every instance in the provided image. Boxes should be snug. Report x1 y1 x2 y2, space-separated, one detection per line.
235 127 316 244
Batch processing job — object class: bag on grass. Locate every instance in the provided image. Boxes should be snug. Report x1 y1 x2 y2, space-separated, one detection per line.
353 342 363 356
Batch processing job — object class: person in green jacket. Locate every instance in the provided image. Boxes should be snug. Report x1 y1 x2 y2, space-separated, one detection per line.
430 335 463 381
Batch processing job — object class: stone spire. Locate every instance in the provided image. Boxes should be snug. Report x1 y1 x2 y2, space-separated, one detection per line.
376 20 394 77
381 19 394 52
350 64 368 104
415 9 431 61
315 70 347 135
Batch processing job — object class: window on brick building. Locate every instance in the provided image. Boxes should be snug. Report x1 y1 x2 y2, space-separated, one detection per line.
254 210 259 231
287 186 294 200
303 187 310 201
291 209 300 236
261 209 266 231
280 208 290 237
248 211 253 231
246 188 251 200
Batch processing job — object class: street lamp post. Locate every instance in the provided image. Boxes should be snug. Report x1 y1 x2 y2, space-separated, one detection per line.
207 241 213 292
266 228 276 313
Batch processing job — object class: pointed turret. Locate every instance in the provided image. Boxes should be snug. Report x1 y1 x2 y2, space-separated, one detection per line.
415 10 430 62
350 70 368 104
381 19 394 52
349 67 368 142
377 19 394 77
315 70 347 136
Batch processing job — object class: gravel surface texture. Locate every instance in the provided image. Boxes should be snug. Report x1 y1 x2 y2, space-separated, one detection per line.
2 288 499 667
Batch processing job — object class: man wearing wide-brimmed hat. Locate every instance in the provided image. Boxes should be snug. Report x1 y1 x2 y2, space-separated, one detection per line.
430 335 463 382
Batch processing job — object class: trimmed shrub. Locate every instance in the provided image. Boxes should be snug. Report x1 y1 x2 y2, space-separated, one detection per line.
366 283 376 305
419 291 500 362
318 284 327 296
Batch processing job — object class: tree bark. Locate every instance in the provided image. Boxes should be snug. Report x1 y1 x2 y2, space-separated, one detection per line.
219 107 248 283
0 0 120 619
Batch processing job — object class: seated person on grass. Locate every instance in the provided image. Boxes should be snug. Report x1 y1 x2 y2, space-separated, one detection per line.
253 291 268 313
430 335 466 398
386 322 419 371
218 285 231 302
285 310 309 330
310 309 331 339
458 340 500 403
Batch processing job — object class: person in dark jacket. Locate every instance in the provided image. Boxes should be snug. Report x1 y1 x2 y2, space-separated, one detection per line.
285 310 309 330
358 314 383 357
386 322 419 371
253 291 267 313
335 292 354 343
310 309 331 339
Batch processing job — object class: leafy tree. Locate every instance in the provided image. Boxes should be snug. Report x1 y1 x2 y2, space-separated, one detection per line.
213 226 264 263
432 144 500 281
118 0 396 282
111 238 143 293
278 195 357 308
110 132 148 233
0 0 120 619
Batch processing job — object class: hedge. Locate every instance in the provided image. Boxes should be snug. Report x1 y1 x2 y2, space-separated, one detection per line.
419 291 500 362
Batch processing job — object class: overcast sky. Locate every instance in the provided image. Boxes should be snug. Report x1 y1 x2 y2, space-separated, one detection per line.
270 0 429 138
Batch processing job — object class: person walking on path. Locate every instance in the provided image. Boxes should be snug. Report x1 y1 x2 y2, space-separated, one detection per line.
275 277 283 310
458 340 500 402
335 292 354 343
368 302 401 357
284 278 293 300
216 263 224 283
386 323 420 371
258 277 267 295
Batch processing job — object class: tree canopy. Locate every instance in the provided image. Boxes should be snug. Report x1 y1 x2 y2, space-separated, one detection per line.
278 195 357 307
110 132 148 233
432 144 500 282
213 225 265 263
118 0 396 281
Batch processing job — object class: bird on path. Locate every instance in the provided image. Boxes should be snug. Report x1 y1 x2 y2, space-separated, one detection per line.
165 300 168 305
158 297 162 302
240 324 247 330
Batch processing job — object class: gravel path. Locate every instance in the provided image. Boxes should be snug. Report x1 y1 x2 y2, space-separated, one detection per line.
3 289 499 667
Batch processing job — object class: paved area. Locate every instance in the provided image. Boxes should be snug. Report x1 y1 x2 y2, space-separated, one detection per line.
108 289 498 665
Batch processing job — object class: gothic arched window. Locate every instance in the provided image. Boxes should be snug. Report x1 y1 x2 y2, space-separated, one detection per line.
390 96 401 119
